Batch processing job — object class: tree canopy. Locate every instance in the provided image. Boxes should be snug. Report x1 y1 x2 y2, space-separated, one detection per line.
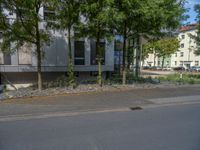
50 0 82 87
194 4 200 55
80 0 119 86
143 38 180 67
0 0 54 90
113 0 186 81
0 0 188 88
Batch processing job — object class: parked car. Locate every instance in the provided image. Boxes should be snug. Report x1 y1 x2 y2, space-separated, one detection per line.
156 66 162 70
173 67 186 71
150 66 162 70
189 66 200 72
143 66 150 70
162 67 172 71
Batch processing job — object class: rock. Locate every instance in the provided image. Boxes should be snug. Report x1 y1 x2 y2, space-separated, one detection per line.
150 78 160 84
0 85 4 94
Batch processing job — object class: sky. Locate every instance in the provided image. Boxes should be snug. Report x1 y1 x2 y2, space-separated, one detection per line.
184 0 199 24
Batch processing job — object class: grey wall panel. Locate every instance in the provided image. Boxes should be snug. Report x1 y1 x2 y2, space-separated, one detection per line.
3 37 114 72
0 65 114 72
32 52 37 67
1 72 37 84
56 37 68 66
11 52 18 65
105 40 114 69
42 37 57 66
42 36 68 67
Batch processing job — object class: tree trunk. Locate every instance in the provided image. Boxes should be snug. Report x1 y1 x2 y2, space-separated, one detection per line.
132 38 136 75
135 35 141 78
127 39 131 70
36 21 42 91
118 47 121 75
68 28 72 61
67 27 75 87
162 56 165 69
122 21 127 85
36 42 42 91
96 28 102 87
97 58 102 86
153 50 156 67
139 35 143 75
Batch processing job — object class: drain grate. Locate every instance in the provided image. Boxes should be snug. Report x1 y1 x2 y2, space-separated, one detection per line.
129 106 143 111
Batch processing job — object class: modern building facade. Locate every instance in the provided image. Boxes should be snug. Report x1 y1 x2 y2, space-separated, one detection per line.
0 6 115 88
171 24 200 68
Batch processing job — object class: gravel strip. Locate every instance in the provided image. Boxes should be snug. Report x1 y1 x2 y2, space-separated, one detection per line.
0 83 199 101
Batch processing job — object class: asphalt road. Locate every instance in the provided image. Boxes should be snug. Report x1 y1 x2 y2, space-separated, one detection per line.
0 103 200 150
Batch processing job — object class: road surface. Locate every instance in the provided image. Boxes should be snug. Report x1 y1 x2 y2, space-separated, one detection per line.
0 103 200 150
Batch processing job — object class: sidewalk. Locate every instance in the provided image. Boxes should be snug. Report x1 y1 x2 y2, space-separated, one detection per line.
0 85 200 120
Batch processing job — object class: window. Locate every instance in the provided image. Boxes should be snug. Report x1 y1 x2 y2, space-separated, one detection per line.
74 41 85 65
0 43 11 65
0 52 4 64
9 12 13 15
115 39 123 51
91 41 105 65
158 61 160 66
195 61 199 66
44 6 56 21
175 53 177 57
16 8 30 21
3 53 11 65
180 43 184 48
0 31 2 39
175 61 177 66
181 35 185 39
18 44 32 65
180 61 183 66
180 52 184 57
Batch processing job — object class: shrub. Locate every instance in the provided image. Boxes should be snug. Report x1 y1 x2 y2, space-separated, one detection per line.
157 73 200 84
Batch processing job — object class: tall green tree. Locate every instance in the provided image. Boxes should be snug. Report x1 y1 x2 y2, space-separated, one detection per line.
0 0 53 90
143 38 179 68
51 0 81 87
156 38 179 68
114 0 187 83
80 0 119 86
194 4 200 55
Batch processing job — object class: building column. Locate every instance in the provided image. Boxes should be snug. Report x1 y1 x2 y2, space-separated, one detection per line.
105 40 114 69
85 38 91 66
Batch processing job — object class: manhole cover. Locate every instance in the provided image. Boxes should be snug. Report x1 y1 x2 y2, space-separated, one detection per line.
129 106 143 111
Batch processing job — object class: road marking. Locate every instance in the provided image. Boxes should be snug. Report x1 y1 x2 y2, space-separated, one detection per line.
143 101 200 109
148 95 200 104
0 108 130 122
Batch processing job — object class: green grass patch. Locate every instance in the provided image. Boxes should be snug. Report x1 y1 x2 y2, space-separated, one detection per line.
156 73 200 84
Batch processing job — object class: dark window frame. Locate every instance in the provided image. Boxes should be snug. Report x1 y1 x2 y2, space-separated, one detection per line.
43 6 56 21
74 41 85 65
91 41 105 65
195 61 199 66
3 53 11 65
180 43 184 48
180 52 184 57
